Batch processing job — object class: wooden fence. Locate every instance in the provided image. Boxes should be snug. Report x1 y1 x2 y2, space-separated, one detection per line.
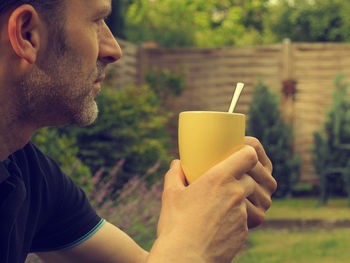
107 39 350 184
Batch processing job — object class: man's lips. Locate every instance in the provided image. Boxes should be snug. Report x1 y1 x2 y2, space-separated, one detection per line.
94 74 106 84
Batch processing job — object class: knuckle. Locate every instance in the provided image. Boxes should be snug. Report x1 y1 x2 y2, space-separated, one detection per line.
240 208 249 235
164 169 172 182
206 169 221 184
269 176 278 193
162 181 181 200
245 146 258 166
240 204 248 221
264 195 272 210
233 203 248 225
268 160 274 173
243 227 249 239
246 137 262 151
231 186 246 204
256 210 266 224
250 210 266 228
240 225 249 238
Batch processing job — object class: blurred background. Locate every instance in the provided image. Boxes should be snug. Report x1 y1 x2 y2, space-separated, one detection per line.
27 0 350 262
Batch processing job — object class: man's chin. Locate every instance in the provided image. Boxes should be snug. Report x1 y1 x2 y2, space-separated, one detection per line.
72 101 99 127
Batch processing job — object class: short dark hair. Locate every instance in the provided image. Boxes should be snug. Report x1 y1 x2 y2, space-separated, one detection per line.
0 0 64 23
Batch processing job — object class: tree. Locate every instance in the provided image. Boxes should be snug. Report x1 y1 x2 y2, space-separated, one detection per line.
124 0 269 47
312 74 350 206
247 80 301 197
106 0 134 38
265 0 350 42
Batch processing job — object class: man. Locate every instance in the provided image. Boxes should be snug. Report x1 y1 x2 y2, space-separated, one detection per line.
0 0 277 262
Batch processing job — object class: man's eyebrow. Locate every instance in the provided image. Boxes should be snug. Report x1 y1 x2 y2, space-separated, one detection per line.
95 5 112 18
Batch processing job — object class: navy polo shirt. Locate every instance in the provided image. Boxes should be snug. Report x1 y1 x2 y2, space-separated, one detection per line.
0 142 104 263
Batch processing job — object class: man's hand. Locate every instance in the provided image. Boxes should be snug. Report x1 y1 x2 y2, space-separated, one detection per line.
244 136 276 228
148 137 276 263
148 136 276 263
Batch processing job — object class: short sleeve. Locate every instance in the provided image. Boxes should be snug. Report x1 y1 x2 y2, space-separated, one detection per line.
28 145 104 252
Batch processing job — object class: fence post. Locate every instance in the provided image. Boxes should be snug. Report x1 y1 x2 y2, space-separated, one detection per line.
137 47 148 86
281 38 297 126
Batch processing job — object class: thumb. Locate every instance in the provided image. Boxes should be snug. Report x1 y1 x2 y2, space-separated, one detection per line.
164 160 187 188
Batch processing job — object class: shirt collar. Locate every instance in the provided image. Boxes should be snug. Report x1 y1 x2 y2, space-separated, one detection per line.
0 158 12 184
2 158 11 168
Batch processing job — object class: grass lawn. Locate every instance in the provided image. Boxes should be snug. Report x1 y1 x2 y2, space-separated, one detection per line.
234 229 350 263
26 198 350 263
234 198 350 263
266 197 350 220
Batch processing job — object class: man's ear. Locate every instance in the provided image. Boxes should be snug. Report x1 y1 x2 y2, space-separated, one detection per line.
7 4 41 64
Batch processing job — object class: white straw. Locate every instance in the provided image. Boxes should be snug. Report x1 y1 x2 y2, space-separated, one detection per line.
228 82 245 113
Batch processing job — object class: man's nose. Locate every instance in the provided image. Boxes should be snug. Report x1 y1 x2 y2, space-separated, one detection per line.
99 23 122 64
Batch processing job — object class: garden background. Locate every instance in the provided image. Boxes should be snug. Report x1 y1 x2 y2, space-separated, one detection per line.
26 0 350 262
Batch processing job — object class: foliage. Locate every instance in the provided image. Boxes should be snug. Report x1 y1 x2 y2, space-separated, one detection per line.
124 0 269 47
265 0 350 42
103 0 350 47
145 68 186 105
117 0 350 46
312 74 350 205
89 160 163 251
58 84 173 190
31 127 93 193
247 80 301 198
106 0 133 38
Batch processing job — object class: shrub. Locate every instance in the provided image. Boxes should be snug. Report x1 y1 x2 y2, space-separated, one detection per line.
58 84 173 190
247 80 301 197
90 160 163 251
265 0 350 43
32 127 93 193
145 68 186 105
312 74 350 205
58 68 185 191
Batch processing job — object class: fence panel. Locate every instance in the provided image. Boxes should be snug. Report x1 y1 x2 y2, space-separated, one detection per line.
108 39 350 184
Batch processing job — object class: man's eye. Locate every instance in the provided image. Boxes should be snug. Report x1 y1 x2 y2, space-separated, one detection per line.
99 15 110 23
95 19 104 24
95 16 108 24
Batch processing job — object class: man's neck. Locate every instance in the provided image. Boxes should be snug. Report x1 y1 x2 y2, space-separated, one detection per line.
0 57 39 161
0 110 36 162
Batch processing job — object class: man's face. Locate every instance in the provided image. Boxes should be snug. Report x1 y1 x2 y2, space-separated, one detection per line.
15 0 121 127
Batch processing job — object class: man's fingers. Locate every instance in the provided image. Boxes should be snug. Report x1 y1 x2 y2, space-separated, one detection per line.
244 137 273 173
245 181 272 211
237 174 256 197
164 160 187 189
248 162 277 195
245 199 266 229
201 145 258 182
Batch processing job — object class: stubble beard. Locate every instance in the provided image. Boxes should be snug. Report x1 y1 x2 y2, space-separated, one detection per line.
15 46 101 128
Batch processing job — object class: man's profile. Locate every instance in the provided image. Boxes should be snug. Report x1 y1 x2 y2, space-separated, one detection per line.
0 0 277 262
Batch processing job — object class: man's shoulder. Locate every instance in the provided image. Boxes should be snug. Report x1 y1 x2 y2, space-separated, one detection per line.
13 141 63 180
24 141 47 158
13 141 47 160
25 141 59 164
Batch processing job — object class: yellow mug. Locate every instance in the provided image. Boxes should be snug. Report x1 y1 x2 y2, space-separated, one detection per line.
178 111 245 184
